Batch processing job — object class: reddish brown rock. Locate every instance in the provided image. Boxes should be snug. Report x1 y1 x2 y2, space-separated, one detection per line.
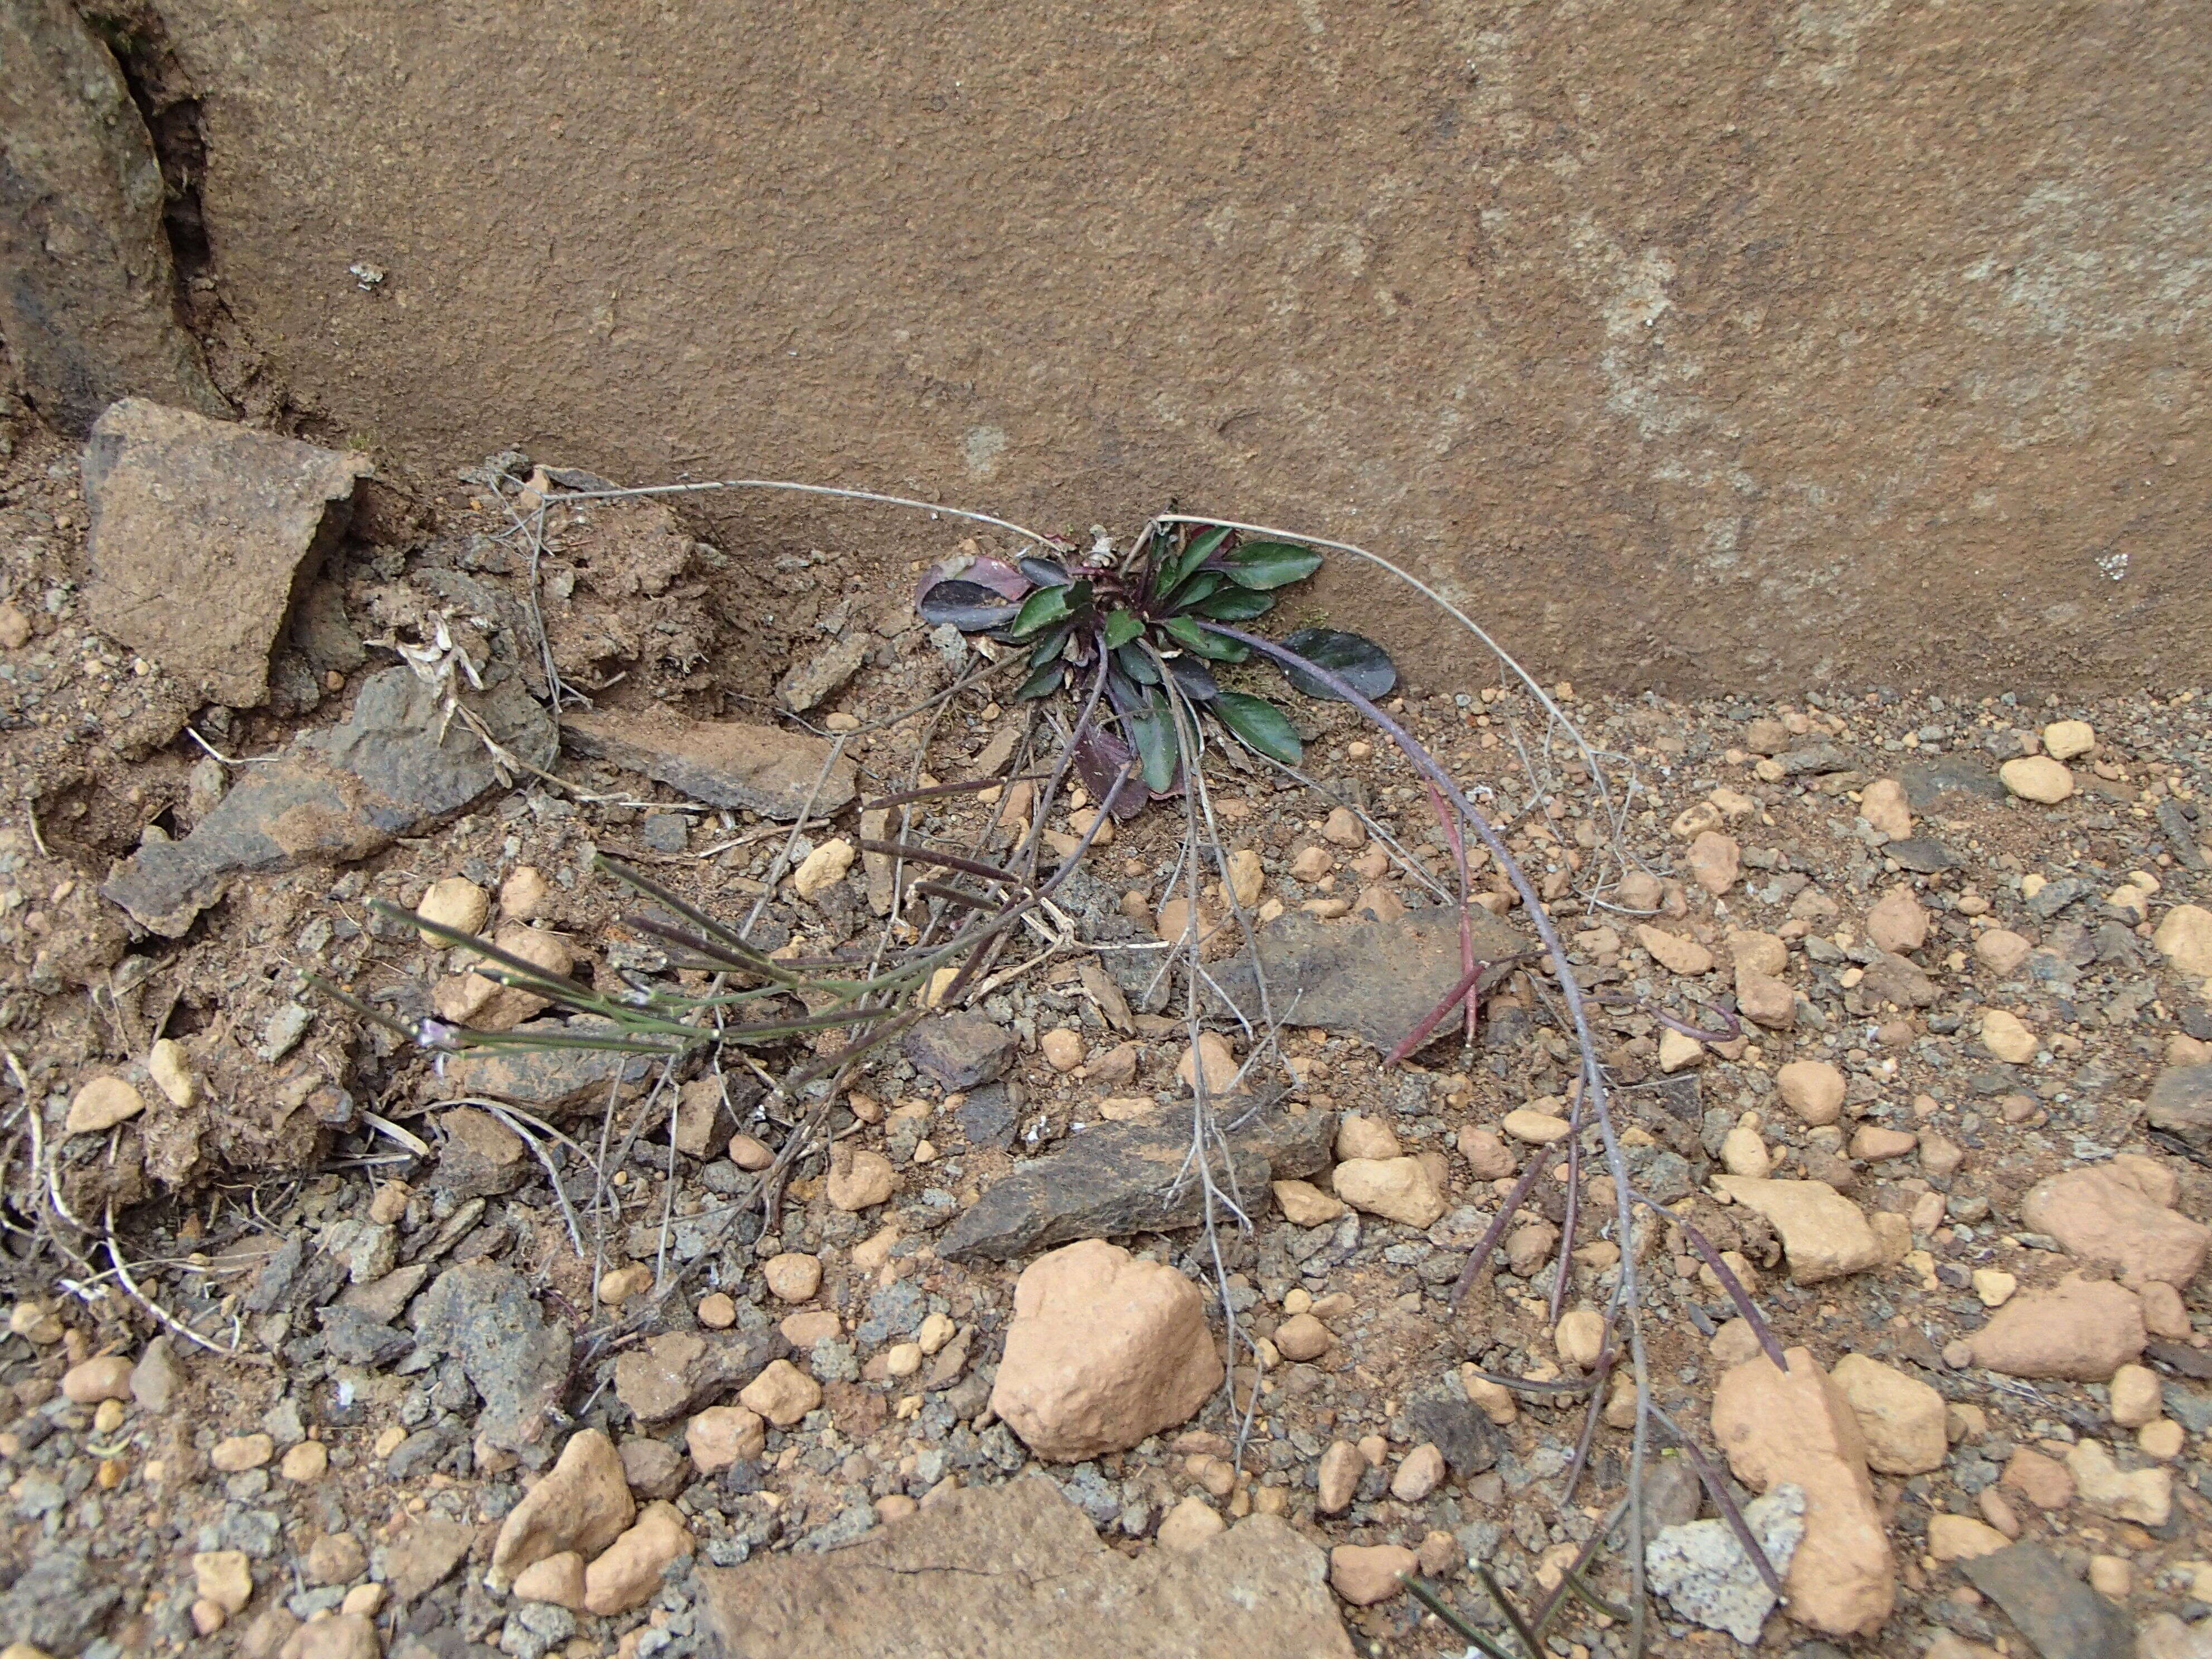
699 1472 1351 1655
989 1240 1223 1462
1968 1275 2145 1381
488 1429 635 1589
2020 1164 2209 1289
1329 1544 1417 1606
1711 1348 1894 1637
84 400 368 707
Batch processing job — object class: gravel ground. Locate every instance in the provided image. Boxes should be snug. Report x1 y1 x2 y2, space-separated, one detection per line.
3 399 2211 1659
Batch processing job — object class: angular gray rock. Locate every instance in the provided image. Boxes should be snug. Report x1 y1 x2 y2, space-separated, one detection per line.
373 1515 474 1605
1962 1541 2131 1659
1897 754 2008 807
1774 744 1855 775
84 399 370 706
2156 799 2207 871
703 1472 1352 1657
561 705 855 818
955 1081 1022 1152
316 1304 413 1367
411 1260 571 1453
938 1093 1334 1262
436 1022 658 1116
1645 1483 1804 1645
776 633 870 713
102 664 554 935
1885 838 1957 874
2148 1064 2212 1151
903 1012 1016 1090
1202 908 1529 1052
611 1328 782 1423
0 4 230 432
0 1544 122 1653
1401 1394 1502 1477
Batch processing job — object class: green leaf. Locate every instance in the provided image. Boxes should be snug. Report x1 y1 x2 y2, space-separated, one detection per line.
1012 659 1065 701
1028 624 1071 668
1278 626 1399 701
1165 570 1225 611
1103 608 1144 649
1211 692 1303 765
1124 695 1180 793
1113 642 1160 685
1006 583 1072 638
1217 539 1324 590
1167 659 1219 702
1153 525 1229 601
1192 586 1275 621
1160 614 1249 662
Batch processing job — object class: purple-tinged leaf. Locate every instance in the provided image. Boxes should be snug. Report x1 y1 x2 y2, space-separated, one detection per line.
918 579 1021 632
1071 726 1144 820
917 555 1030 604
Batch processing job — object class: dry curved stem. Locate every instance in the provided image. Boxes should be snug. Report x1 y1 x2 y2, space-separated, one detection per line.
1634 1187 1787 1372
1204 622 1655 1650
1148 509 1656 904
1648 1401 1788 1601
101 1202 267 1364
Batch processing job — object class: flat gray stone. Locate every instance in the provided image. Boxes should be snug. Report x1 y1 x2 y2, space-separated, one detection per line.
411 1260 571 1453
938 1092 1334 1262
103 663 554 935
1885 837 1957 873
1962 1541 2131 1659
2148 1064 2212 1151
1897 754 2008 808
776 633 870 713
1774 744 1855 776
1203 908 1530 1054
435 1021 658 1116
561 704 855 818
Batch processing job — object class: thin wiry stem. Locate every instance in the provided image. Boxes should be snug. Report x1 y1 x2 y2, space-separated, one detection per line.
1204 623 1653 1648
546 476 1055 549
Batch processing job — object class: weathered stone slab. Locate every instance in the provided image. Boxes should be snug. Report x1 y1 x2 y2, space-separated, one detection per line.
939 1093 1333 1262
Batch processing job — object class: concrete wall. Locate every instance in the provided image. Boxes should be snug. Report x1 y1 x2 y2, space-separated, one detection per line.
144 0 2210 692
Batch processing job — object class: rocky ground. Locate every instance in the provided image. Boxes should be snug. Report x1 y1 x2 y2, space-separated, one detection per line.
3 391 2212 1659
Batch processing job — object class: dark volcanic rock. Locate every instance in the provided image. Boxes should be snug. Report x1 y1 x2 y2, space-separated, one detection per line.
903 1012 1018 1091
2148 1064 2212 1151
1896 754 2007 808
939 1092 1334 1262
1885 837 1957 874
317 1305 415 1367
412 1260 571 1453
1403 1395 1502 1476
103 664 554 935
955 1081 1023 1152
2156 799 2207 870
